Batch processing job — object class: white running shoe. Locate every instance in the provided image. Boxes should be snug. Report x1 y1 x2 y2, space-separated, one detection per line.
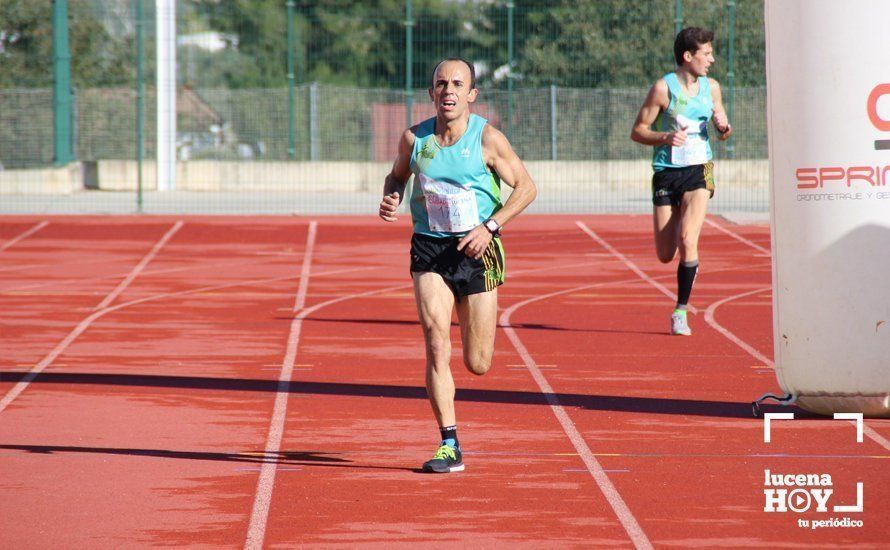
671 310 692 336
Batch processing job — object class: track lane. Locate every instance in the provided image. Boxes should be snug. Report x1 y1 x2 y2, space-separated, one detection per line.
0 219 319 547
501 216 886 545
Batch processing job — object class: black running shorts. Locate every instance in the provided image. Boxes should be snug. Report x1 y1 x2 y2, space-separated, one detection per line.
410 233 505 298
651 161 715 207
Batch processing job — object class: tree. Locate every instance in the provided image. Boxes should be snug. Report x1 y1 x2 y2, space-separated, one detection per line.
195 0 497 89
0 0 132 88
512 0 763 88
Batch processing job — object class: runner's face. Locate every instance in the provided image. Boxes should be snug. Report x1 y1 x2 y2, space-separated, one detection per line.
685 43 715 77
429 61 477 119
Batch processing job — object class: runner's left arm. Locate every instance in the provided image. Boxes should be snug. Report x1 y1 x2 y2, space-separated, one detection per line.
457 125 538 259
710 79 733 141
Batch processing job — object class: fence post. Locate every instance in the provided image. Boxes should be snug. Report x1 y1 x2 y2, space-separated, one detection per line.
405 0 414 127
71 87 77 162
726 0 736 158
309 82 319 161
674 0 683 35
287 0 296 159
506 1 514 139
52 0 73 166
550 85 557 161
136 0 144 212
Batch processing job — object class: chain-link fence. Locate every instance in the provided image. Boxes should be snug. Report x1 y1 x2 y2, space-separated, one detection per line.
0 0 767 214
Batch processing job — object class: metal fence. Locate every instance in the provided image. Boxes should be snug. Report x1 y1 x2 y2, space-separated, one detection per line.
0 0 767 215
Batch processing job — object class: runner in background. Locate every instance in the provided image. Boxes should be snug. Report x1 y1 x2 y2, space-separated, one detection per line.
631 27 732 335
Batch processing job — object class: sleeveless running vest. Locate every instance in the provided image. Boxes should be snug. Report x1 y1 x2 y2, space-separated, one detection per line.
652 73 714 171
409 114 501 237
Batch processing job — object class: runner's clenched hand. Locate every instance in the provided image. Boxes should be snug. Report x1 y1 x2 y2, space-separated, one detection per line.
379 192 400 222
457 225 492 260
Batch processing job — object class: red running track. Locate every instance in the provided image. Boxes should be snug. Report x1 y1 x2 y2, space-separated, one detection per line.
0 215 887 548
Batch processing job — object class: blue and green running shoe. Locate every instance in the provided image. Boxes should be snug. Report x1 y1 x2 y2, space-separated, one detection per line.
422 444 464 473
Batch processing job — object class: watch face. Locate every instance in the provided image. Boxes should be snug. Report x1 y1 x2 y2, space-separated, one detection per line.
485 220 499 234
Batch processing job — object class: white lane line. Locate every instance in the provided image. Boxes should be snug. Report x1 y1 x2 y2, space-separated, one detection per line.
0 221 49 252
501 292 653 549
94 221 183 310
0 221 183 415
239 247 768 549
244 277 419 550
2 258 377 294
582 218 890 452
3 265 378 374
1 235 363 413
238 240 768 548
243 254 661 548
575 220 697 314
705 218 771 256
703 287 774 368
862 425 890 451
245 220 317 550
577 218 769 362
4 264 361 372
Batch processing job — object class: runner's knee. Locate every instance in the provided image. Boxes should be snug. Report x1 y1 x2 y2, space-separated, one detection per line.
423 329 451 365
678 232 699 258
656 246 676 263
463 350 491 376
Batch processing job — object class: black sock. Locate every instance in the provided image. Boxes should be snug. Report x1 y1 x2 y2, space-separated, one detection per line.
676 260 699 308
440 425 458 449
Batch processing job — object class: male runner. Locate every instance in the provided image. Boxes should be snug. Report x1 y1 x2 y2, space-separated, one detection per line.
379 57 537 472
631 27 733 335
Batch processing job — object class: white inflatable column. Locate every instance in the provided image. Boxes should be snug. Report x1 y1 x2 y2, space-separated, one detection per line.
156 0 176 191
766 0 890 416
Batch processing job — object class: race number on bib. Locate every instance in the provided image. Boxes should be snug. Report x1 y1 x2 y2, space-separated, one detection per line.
420 175 479 233
671 115 709 166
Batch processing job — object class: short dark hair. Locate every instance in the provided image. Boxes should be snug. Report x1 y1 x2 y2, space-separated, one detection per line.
430 57 476 90
673 27 714 66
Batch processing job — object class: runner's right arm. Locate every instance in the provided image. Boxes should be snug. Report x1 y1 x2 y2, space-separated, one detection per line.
380 128 416 222
631 79 687 147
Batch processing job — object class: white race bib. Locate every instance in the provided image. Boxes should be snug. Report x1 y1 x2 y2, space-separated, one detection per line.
420 175 479 233
671 115 709 166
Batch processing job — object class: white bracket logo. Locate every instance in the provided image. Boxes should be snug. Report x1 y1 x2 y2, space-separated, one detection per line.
762 413 865 516
763 412 863 443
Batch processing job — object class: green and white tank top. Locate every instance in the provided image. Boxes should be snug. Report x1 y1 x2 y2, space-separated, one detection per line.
409 114 502 237
652 72 714 171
